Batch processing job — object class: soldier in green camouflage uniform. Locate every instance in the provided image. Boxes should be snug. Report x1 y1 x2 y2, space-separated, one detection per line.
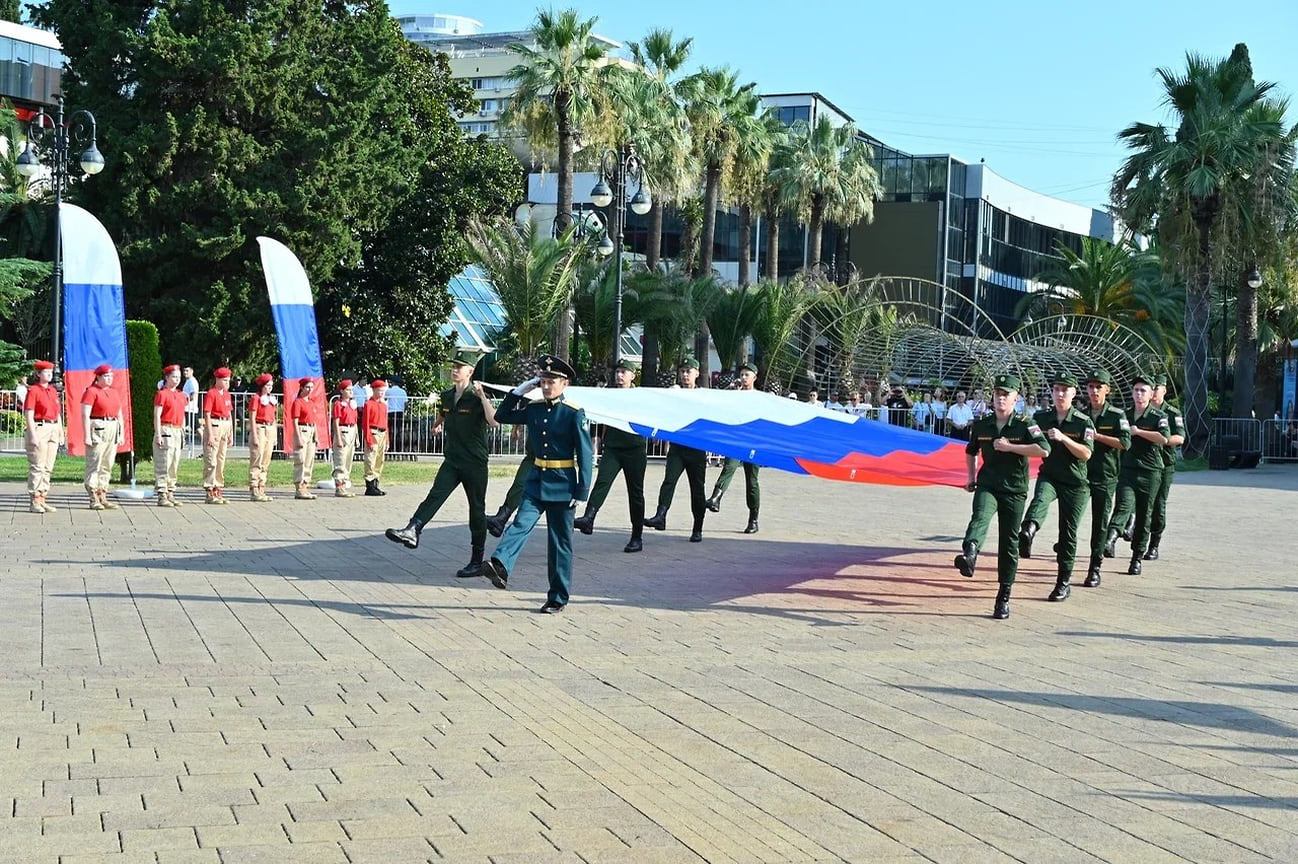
643 358 709 542
954 373 1050 620
1145 373 1185 560
1105 373 1170 575
573 359 647 553
705 361 761 534
1081 369 1131 587
1017 372 1095 602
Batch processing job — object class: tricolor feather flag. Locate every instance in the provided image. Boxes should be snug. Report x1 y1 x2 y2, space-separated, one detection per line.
256 237 329 447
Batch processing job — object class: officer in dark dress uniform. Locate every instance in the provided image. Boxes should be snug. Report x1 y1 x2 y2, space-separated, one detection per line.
487 449 533 537
385 351 498 577
954 373 1050 619
573 358 647 553
482 355 594 613
643 357 709 542
705 361 761 534
1105 373 1170 574
1017 372 1095 602
1081 369 1131 587
1146 373 1185 560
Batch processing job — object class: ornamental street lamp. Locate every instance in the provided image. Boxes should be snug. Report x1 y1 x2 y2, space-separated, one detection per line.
590 144 651 375
16 94 106 380
1221 265 1264 411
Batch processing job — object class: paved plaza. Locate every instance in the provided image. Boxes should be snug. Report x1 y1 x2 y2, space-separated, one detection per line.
2 462 1296 863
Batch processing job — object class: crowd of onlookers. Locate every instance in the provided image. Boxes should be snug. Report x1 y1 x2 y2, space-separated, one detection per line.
804 382 1053 440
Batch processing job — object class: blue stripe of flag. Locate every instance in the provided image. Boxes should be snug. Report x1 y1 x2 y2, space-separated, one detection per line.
271 303 324 379
63 282 128 372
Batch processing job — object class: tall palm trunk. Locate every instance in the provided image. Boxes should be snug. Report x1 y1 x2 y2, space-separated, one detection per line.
807 197 825 271
764 200 780 280
552 94 575 360
1182 220 1215 459
646 205 664 272
1233 267 1259 418
737 203 752 287
694 162 722 384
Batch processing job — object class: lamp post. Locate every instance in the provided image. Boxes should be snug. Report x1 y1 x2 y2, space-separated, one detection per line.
16 94 106 380
590 145 650 376
1222 265 1264 412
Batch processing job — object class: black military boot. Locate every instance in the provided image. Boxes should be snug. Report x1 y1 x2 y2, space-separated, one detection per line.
1120 513 1135 542
743 510 759 534
455 546 484 579
705 490 722 513
1048 569 1071 602
992 584 1012 619
371 480 386 496
1018 520 1038 558
482 557 509 589
954 540 979 578
643 505 668 531
573 505 599 535
1127 554 1143 576
1144 533 1161 560
623 535 643 553
486 505 514 538
1083 557 1102 588
384 517 425 549
689 515 703 543
364 479 384 497
1102 527 1119 558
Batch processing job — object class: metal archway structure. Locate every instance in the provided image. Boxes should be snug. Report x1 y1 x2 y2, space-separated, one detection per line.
777 277 1170 408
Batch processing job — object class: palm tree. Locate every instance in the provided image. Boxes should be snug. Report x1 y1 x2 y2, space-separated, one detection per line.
1112 49 1289 456
706 285 762 374
724 108 777 287
629 269 724 379
762 120 795 282
772 116 882 274
750 276 818 389
466 218 586 381
504 9 612 360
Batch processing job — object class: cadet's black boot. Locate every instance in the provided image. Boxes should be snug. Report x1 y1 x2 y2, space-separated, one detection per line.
1120 513 1135 542
486 505 513 538
644 506 668 531
954 540 979 578
455 546 484 579
372 480 386 496
689 515 703 543
1102 527 1119 558
482 557 509 590
364 479 384 497
992 584 1012 619
1127 554 1143 576
1143 533 1161 560
705 490 722 513
384 517 424 549
573 505 599 535
1018 520 1038 559
1048 570 1071 602
623 535 643 553
1083 557 1102 588
743 510 759 534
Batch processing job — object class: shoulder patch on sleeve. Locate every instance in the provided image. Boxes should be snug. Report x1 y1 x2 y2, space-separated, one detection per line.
1084 427 1095 440
1119 418 1130 431
1158 417 1169 428
1027 424 1042 436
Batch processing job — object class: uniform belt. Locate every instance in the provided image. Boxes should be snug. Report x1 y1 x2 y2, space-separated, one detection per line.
34 419 59 424
256 422 275 427
534 458 575 469
337 424 355 428
370 427 387 432
90 415 117 421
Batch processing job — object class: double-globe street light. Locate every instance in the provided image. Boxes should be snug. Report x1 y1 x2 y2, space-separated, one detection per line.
16 94 106 379
1221 264 1264 409
589 145 650 374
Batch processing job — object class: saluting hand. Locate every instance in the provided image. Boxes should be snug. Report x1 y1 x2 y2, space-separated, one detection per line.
992 437 1013 452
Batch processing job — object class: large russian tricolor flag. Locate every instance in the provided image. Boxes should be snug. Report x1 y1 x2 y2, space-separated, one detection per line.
256 237 328 448
61 203 132 457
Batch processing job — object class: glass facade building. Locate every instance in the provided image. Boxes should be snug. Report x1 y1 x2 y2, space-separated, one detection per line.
441 265 509 353
0 22 64 111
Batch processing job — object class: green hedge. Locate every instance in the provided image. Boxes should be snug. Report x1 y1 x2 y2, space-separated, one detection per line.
126 320 161 459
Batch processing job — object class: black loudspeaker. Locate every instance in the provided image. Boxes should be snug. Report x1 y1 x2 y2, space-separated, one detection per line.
1230 451 1262 469
1208 446 1233 470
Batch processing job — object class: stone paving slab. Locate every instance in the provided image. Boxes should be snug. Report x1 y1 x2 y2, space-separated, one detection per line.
3 462 1297 863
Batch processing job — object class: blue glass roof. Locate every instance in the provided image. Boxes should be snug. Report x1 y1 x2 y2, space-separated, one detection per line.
443 265 509 352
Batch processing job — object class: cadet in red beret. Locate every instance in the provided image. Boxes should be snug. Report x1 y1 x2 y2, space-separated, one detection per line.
248 373 278 502
81 365 124 511
202 367 235 503
330 379 358 497
290 377 318 499
24 359 63 513
362 379 389 496
152 364 188 507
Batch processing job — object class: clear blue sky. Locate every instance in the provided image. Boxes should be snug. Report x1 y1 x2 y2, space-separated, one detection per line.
390 0 1298 211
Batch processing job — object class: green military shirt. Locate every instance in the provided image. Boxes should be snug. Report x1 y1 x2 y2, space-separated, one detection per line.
438 385 489 464
966 412 1051 495
1032 406 1095 486
1158 403 1184 469
1122 406 1170 473
601 424 646 452
1087 401 1131 485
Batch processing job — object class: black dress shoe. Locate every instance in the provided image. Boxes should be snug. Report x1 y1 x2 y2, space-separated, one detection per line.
384 522 420 549
1018 522 1037 558
1127 557 1143 576
482 557 509 589
1102 528 1118 558
705 494 721 513
743 519 759 534
1143 546 1160 561
689 530 702 543
992 586 1011 619
539 600 565 614
1047 581 1071 602
623 537 643 553
1083 564 1102 588
455 562 483 579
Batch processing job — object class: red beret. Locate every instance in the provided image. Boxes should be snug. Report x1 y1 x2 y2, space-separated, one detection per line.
370 379 387 389
94 364 112 376
299 376 314 387
162 364 181 374
254 373 273 387
33 359 54 371
337 379 353 390
214 367 232 379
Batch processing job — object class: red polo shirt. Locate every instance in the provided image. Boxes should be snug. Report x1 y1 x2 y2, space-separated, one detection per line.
81 384 122 419
154 388 188 426
252 395 278 424
204 388 233 419
290 396 316 426
24 383 61 422
332 399 357 426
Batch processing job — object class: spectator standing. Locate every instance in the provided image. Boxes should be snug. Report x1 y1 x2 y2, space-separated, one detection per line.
912 393 935 433
845 392 869 417
932 388 948 434
885 385 912 427
386 375 408 452
807 389 822 407
182 366 199 452
947 391 974 440
15 374 28 408
824 393 844 411
362 379 389 496
969 388 988 420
